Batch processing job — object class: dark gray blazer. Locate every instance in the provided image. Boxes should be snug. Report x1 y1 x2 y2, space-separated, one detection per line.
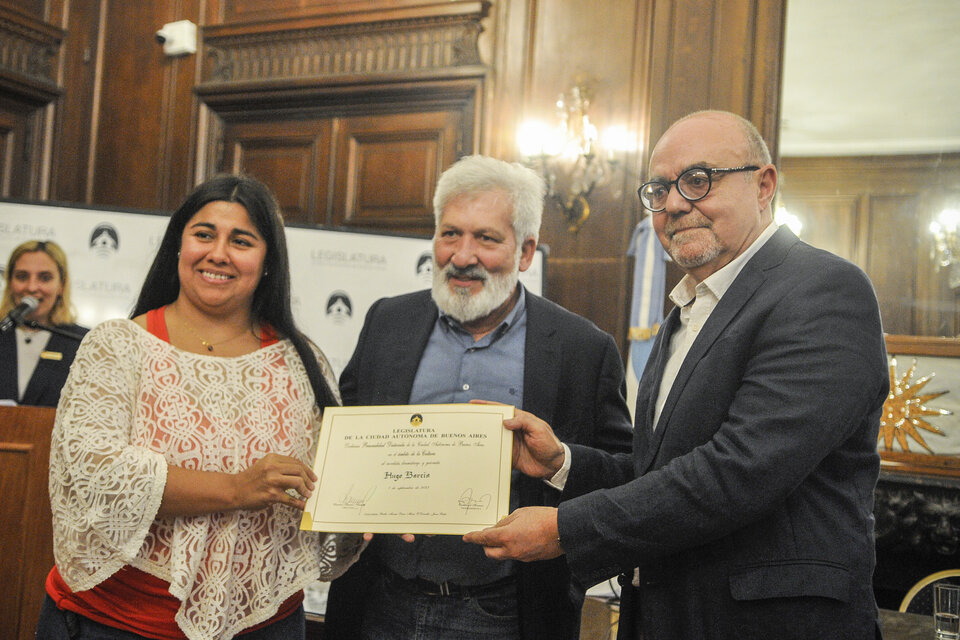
0 324 87 408
560 227 888 640
324 287 634 640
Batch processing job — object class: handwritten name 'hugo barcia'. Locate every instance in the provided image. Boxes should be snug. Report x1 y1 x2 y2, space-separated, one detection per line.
385 470 431 481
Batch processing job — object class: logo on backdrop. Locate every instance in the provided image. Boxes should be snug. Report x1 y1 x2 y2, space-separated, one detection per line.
89 224 120 257
0 221 56 241
325 291 353 324
416 252 433 286
310 248 388 270
74 279 133 297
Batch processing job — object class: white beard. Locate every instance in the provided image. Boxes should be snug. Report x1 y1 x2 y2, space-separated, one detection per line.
431 259 520 324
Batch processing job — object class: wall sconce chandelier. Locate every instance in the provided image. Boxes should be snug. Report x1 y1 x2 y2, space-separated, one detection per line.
930 207 960 289
518 84 634 232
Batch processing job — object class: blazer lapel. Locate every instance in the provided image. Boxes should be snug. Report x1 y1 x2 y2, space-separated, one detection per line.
370 293 437 405
521 292 560 426
635 307 679 471
20 331 72 406
642 227 798 471
0 331 18 401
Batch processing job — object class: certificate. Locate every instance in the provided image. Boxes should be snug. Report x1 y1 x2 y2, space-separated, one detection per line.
300 403 514 535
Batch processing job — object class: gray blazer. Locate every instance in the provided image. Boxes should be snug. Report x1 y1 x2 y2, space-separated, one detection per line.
325 287 634 640
560 227 888 640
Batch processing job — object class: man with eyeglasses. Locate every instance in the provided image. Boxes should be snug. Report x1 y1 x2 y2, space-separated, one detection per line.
465 110 888 639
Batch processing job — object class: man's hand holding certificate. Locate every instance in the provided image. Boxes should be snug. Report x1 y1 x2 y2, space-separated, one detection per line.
300 403 514 535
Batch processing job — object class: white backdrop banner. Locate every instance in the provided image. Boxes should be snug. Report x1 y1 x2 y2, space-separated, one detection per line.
0 200 544 378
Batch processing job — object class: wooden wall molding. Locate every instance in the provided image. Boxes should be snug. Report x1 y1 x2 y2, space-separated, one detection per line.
0 6 63 100
780 153 960 337
201 2 489 87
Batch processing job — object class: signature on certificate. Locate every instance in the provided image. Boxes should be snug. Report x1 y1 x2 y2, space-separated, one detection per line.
333 484 377 511
458 488 491 514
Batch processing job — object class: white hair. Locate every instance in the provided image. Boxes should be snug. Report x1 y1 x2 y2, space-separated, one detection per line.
432 155 546 244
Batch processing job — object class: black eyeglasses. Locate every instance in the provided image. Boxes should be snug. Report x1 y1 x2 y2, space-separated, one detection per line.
637 165 760 212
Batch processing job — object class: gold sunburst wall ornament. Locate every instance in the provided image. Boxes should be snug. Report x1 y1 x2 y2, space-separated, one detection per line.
880 358 953 453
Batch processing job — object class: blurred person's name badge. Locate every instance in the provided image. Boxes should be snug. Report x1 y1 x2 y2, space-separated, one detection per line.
300 404 514 535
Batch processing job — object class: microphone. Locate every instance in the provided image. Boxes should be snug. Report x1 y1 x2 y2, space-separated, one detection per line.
0 296 39 333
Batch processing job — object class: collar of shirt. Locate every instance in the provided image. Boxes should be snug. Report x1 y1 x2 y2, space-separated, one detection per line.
668 221 779 310
652 222 778 427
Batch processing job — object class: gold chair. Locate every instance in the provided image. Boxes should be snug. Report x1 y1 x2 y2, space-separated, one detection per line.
899 569 960 614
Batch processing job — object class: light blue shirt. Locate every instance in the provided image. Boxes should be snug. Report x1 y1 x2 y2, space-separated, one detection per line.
378 287 527 585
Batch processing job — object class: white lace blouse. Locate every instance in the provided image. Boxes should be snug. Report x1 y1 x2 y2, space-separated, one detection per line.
49 318 364 640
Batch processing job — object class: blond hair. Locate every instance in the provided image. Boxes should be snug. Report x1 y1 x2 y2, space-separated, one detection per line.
1 240 77 325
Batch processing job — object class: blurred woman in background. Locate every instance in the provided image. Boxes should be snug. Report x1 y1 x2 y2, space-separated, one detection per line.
0 240 87 407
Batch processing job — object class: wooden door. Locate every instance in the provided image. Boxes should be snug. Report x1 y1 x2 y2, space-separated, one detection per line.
222 118 334 226
332 110 462 232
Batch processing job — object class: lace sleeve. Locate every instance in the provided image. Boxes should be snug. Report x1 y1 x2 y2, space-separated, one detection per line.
316 531 367 581
304 340 367 579
307 338 342 407
49 320 168 591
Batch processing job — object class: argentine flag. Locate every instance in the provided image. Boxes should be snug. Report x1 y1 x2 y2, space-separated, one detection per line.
625 215 669 420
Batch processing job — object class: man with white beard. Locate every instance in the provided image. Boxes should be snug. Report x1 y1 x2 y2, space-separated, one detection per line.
323 155 634 640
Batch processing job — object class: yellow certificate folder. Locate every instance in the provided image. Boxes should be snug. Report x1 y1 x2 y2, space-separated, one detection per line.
301 403 514 535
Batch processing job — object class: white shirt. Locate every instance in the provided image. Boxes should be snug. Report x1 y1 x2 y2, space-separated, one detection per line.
653 222 779 427
15 326 51 400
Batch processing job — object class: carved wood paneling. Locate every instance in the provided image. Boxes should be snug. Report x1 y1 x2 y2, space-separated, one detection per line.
0 6 63 199
511 0 651 352
223 118 333 226
867 193 924 335
89 1 203 210
646 0 785 157
0 5 62 99
203 81 478 229
220 0 475 25
0 101 43 199
334 110 460 231
0 109 16 195
196 2 485 233
780 154 960 337
0 1 46 21
546 258 629 342
224 0 346 22
778 194 860 263
202 2 489 87
49 0 102 203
